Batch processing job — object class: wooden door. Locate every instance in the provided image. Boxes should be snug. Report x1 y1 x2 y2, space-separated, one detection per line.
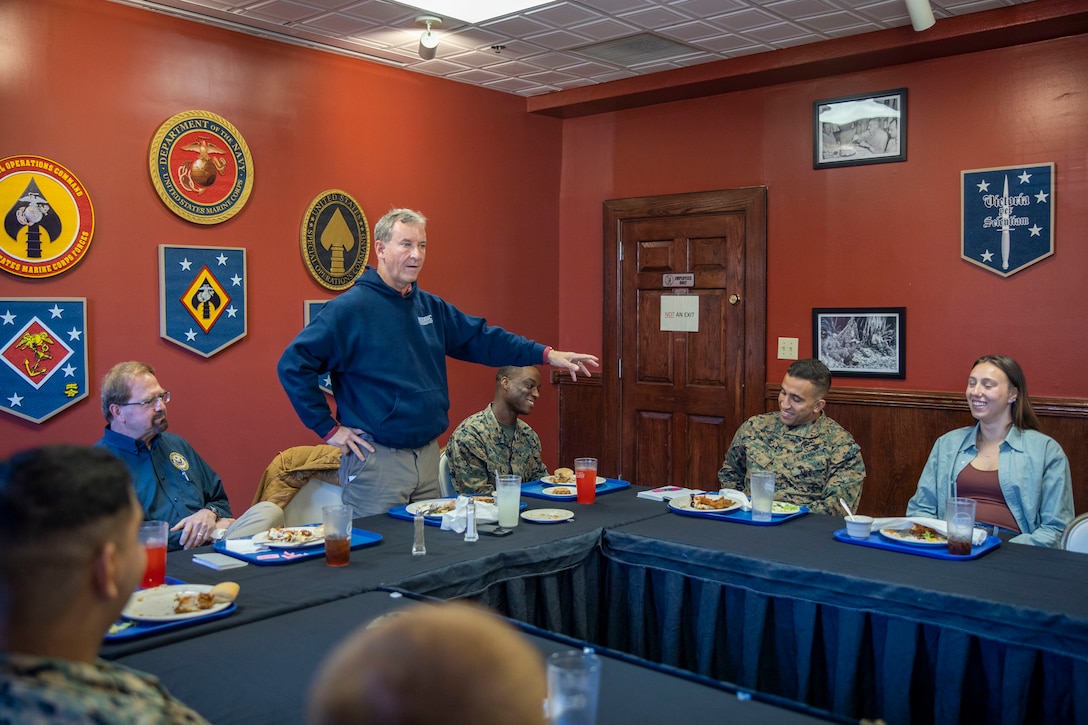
600 189 766 488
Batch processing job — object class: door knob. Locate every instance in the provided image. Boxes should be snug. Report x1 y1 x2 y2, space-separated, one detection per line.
729 294 741 305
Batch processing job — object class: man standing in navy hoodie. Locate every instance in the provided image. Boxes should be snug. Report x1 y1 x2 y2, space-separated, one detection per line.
278 208 598 516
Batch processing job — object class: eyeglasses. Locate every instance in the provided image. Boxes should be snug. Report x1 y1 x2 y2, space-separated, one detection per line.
119 391 171 407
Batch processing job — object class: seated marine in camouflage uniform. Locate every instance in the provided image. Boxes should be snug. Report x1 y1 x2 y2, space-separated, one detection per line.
0 445 208 724
446 366 549 494
718 358 865 516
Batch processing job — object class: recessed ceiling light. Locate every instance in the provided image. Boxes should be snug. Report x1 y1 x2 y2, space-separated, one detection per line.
396 1 552 24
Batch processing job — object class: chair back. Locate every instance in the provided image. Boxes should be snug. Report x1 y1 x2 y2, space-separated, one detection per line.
283 478 343 526
1061 512 1088 553
438 452 456 498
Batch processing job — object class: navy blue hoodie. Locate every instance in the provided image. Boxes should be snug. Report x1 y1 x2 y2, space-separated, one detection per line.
278 266 545 449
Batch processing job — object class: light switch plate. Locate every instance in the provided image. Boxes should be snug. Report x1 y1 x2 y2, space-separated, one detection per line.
777 337 799 360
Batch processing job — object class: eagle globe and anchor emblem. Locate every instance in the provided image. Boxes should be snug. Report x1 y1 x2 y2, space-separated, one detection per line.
149 110 254 225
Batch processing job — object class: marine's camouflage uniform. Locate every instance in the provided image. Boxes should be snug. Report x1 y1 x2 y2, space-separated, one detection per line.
446 404 548 494
0 653 210 724
717 412 865 516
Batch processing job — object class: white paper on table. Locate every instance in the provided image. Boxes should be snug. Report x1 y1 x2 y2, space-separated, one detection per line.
636 486 699 502
871 516 988 545
440 495 498 533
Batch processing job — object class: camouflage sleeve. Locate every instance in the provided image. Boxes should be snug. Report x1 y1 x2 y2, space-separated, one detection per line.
815 430 865 516
446 423 492 495
717 420 751 490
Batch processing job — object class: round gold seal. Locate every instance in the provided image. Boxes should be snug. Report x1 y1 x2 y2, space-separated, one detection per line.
149 110 254 225
300 190 370 290
0 155 95 278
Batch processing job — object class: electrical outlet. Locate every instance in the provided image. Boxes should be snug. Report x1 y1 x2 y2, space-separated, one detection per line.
777 337 799 360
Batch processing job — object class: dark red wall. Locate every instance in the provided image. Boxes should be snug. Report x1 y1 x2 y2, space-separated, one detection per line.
0 0 564 506
3 0 1087 510
557 34 1088 398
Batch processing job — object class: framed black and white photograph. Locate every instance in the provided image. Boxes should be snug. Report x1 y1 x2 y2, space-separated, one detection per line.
813 88 907 169
812 307 905 379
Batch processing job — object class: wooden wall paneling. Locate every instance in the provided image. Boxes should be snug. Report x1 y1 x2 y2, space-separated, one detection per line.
765 386 1088 517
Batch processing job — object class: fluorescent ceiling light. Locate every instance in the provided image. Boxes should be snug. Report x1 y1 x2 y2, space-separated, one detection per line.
396 1 552 24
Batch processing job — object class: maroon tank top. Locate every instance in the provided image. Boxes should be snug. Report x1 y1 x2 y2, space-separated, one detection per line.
956 464 1021 533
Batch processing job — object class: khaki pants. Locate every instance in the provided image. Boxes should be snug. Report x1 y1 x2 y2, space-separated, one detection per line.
338 439 441 517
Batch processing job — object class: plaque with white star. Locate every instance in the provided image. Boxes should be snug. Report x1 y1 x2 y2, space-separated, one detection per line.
305 300 334 395
961 163 1054 277
159 245 247 357
0 297 88 423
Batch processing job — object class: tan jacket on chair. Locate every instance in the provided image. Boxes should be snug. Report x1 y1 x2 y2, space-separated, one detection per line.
252 445 341 509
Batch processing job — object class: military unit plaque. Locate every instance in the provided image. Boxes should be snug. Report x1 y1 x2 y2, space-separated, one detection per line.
0 297 89 423
961 163 1055 278
300 190 370 290
149 110 254 225
159 245 247 357
0 155 95 278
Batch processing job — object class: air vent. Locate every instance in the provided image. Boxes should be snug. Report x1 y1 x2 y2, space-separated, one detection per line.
574 33 698 67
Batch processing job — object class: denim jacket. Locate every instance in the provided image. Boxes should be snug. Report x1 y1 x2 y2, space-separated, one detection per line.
906 424 1073 548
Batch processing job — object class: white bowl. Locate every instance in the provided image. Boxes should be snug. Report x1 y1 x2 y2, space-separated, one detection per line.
845 515 874 539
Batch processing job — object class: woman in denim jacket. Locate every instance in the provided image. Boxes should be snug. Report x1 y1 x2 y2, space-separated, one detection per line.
907 355 1074 547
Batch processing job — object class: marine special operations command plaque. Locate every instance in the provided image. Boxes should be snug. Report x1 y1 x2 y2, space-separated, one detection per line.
149 110 254 225
300 190 370 290
0 155 95 278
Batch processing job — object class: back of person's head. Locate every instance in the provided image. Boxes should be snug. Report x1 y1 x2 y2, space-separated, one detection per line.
0 445 137 622
973 354 1040 430
374 208 427 243
787 358 832 398
308 603 546 725
101 360 155 422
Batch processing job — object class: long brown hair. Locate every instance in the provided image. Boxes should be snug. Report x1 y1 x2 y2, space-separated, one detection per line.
973 354 1040 431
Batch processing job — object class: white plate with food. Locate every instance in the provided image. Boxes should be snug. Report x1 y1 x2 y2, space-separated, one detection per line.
122 584 231 622
521 508 575 524
541 486 577 497
879 524 947 547
251 525 325 548
668 493 742 515
405 498 457 518
540 475 606 487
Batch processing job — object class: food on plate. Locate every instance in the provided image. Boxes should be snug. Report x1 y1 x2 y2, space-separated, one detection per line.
265 526 324 544
534 511 567 520
416 500 456 516
690 493 732 510
473 496 495 505
772 501 801 514
884 523 946 543
551 467 575 483
550 487 574 496
174 591 216 614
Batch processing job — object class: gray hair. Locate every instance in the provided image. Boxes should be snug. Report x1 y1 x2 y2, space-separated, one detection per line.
101 361 155 422
374 208 427 243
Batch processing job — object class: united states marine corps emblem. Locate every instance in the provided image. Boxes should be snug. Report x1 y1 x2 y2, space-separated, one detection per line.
0 156 95 278
149 110 254 225
300 190 370 290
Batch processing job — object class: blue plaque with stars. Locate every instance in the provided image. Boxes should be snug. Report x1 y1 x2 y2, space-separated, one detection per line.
0 298 88 423
159 245 247 357
304 300 334 395
962 163 1054 278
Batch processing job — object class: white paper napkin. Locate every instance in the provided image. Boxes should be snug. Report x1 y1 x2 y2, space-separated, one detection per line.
224 538 263 554
871 516 988 545
440 495 499 533
717 488 752 511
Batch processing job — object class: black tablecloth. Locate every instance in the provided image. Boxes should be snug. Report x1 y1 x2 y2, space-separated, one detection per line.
114 591 837 724
101 491 667 658
600 511 1088 724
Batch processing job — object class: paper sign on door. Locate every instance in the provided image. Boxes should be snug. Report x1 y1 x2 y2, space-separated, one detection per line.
660 295 699 332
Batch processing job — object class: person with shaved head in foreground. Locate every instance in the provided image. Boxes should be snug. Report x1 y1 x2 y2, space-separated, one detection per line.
308 603 546 725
